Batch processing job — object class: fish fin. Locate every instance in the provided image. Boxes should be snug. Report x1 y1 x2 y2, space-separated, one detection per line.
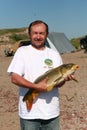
72 77 78 82
54 76 63 82
47 83 56 91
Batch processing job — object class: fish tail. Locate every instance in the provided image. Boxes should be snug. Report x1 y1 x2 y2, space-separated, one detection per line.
25 94 35 110
26 100 33 110
24 91 39 110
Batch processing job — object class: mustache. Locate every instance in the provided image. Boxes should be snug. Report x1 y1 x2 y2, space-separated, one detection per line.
35 38 43 41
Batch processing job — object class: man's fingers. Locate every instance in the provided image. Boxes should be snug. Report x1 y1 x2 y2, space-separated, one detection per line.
64 75 74 81
43 77 49 83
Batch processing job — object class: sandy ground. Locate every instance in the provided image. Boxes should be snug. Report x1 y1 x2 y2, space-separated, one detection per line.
0 47 87 130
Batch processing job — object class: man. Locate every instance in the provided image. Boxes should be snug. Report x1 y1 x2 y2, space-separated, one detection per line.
7 20 72 130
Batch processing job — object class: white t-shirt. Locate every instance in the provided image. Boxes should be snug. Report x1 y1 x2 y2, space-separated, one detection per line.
7 45 63 120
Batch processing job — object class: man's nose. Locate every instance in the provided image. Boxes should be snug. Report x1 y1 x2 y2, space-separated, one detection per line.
37 34 40 38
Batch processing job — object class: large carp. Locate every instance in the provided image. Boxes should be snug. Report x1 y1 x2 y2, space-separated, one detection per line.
23 63 79 110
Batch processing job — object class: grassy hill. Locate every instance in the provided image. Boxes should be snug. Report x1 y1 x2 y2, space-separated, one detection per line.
70 38 81 49
0 28 29 45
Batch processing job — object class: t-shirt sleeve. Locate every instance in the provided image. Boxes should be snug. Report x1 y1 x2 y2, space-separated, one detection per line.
7 48 25 76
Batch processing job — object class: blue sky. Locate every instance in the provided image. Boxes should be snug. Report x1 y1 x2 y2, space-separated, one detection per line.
0 0 87 39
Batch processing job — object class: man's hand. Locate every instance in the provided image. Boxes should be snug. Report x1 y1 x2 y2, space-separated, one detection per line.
35 77 49 92
56 75 76 88
64 74 78 82
64 74 74 81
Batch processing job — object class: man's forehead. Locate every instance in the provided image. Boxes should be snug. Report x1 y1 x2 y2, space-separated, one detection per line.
31 24 46 31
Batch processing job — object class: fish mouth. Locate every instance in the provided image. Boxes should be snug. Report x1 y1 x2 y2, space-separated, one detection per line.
71 65 79 82
66 65 79 82
73 65 79 70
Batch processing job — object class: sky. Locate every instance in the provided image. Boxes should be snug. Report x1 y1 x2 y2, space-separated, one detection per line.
0 0 87 39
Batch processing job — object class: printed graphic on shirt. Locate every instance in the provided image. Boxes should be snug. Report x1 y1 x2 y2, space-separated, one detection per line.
44 58 53 68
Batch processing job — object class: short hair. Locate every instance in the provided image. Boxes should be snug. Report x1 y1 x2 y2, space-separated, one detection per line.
28 20 49 35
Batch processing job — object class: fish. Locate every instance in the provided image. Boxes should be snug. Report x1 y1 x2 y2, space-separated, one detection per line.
23 63 79 110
